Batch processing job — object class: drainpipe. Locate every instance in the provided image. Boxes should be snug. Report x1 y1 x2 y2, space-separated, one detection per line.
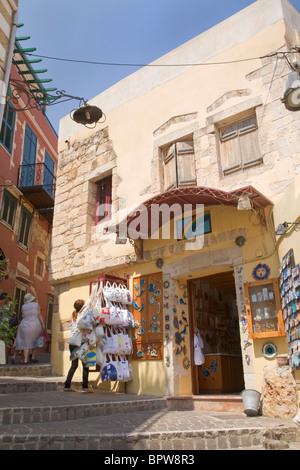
0 9 19 126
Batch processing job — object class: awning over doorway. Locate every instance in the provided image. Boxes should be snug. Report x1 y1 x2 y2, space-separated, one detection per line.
110 185 273 239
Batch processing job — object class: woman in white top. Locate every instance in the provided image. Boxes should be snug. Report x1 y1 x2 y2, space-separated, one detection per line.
14 293 45 364
64 299 92 392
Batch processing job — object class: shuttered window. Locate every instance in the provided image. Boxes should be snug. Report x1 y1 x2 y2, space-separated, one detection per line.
0 103 15 153
163 139 196 190
17 206 33 249
220 116 262 175
0 189 18 229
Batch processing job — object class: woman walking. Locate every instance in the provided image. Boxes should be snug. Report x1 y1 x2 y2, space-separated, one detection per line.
14 293 45 364
64 299 92 392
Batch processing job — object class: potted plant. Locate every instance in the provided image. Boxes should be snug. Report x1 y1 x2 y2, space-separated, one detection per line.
0 294 18 362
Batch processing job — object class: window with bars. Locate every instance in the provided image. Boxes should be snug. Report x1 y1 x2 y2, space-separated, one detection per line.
219 115 262 176
163 139 196 190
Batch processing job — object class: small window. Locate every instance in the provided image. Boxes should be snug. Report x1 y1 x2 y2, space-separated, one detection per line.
95 176 112 224
163 139 196 190
35 257 44 277
17 206 33 249
0 103 15 153
0 189 18 229
219 115 262 175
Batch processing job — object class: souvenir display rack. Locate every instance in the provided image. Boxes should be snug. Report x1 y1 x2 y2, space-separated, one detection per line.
280 249 300 369
244 278 284 339
132 272 163 360
68 273 134 382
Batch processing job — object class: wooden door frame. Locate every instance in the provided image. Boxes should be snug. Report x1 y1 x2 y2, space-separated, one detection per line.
187 279 199 395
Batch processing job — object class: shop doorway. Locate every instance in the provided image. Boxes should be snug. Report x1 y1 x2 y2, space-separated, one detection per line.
188 271 245 394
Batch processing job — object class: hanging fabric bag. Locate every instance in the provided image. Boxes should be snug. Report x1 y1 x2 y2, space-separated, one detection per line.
77 284 98 329
96 345 104 366
74 342 89 363
120 284 132 305
100 295 111 324
84 347 97 367
103 326 119 354
118 355 130 381
103 281 115 302
118 328 133 355
112 282 122 302
107 302 121 325
68 328 82 347
100 354 118 381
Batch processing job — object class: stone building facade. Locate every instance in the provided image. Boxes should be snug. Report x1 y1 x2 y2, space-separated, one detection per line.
51 0 300 407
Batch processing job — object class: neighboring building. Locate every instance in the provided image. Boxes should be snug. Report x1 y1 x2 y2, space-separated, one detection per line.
0 0 18 124
51 0 300 407
0 32 58 339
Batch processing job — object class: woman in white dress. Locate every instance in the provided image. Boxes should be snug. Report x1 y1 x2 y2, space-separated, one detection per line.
14 293 45 364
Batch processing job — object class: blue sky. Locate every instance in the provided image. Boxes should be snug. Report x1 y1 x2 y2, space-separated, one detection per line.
17 0 300 133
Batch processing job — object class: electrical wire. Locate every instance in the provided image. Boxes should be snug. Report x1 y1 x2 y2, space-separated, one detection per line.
26 50 297 68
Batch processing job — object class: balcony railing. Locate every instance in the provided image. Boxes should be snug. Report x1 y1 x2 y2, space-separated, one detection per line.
17 163 56 210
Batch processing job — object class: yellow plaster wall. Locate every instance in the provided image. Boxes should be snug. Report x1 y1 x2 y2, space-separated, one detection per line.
51 202 283 396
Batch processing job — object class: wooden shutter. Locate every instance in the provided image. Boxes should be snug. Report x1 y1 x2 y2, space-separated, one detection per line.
220 116 261 175
238 118 261 167
176 140 196 186
163 144 177 190
163 139 196 189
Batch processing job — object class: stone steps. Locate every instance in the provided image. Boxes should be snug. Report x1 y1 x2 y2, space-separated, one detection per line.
0 362 299 450
167 394 244 413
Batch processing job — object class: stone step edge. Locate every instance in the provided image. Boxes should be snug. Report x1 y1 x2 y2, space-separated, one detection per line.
0 426 296 451
0 398 167 425
0 365 54 377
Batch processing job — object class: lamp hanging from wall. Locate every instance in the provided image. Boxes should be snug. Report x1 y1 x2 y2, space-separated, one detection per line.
275 221 300 236
71 102 106 128
282 72 300 111
237 196 252 211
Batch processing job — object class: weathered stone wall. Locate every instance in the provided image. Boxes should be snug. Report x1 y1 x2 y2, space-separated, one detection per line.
262 365 298 418
50 128 124 282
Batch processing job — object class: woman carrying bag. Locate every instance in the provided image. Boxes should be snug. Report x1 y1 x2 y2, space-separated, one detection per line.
64 299 93 393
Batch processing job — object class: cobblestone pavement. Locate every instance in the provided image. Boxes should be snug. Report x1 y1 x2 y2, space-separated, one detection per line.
0 388 299 450
0 366 299 450
0 406 294 435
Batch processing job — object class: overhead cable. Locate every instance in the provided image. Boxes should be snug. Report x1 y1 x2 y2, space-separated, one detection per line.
26 50 297 68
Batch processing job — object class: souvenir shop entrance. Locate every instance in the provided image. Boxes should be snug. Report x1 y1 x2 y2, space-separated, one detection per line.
188 271 245 395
